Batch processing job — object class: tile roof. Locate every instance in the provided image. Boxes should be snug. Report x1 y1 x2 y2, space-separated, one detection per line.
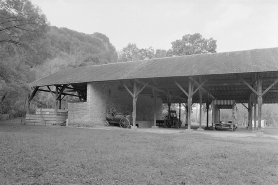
30 47 278 87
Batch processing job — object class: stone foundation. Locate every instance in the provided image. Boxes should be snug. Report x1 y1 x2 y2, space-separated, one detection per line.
68 102 90 126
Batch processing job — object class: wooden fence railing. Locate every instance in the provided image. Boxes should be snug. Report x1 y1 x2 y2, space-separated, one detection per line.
25 109 68 125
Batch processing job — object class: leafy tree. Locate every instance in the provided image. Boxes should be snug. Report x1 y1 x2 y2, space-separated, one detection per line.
118 43 157 62
171 33 217 56
118 33 217 62
0 0 48 50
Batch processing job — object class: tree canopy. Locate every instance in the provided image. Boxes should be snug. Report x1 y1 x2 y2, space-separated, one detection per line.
118 33 217 62
0 0 118 117
171 33 217 56
0 0 48 50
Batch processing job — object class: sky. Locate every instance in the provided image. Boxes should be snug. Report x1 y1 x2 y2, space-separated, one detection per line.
31 0 278 53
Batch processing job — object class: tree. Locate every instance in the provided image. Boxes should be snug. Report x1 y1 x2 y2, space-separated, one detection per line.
118 43 156 62
171 33 217 56
0 0 48 51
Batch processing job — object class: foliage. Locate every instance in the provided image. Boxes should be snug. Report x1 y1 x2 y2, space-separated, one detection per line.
118 33 217 62
34 27 118 79
171 33 217 56
0 0 48 51
0 0 118 118
117 43 175 62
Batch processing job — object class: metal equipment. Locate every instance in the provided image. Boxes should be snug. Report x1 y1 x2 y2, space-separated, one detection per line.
105 107 132 128
164 110 182 128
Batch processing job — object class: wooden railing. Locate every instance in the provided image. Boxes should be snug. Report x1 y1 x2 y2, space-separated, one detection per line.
26 109 68 125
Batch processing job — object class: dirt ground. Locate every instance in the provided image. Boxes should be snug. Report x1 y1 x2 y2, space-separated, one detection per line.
0 119 278 185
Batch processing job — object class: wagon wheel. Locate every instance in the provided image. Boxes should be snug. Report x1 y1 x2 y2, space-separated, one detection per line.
165 120 172 128
119 118 130 128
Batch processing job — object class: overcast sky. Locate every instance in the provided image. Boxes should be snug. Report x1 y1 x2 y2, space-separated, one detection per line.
32 0 278 53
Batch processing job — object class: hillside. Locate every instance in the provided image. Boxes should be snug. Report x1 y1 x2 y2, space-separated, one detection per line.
0 26 118 118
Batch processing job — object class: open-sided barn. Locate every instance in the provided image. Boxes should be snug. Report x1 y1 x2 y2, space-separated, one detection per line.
27 47 278 132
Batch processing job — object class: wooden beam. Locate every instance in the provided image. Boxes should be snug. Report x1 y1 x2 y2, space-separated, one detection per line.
206 102 209 128
56 85 68 100
187 79 193 130
135 79 187 101
179 103 181 123
152 89 157 127
136 82 149 98
248 95 253 130
29 87 39 102
132 81 138 127
254 101 257 130
191 78 215 99
192 79 208 95
120 81 134 98
174 81 189 97
55 86 58 116
241 103 248 110
262 77 278 96
37 89 80 97
236 74 259 96
257 74 263 131
198 89 203 129
47 86 56 98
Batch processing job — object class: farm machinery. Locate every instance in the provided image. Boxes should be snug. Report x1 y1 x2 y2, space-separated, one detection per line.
164 110 182 128
105 107 132 128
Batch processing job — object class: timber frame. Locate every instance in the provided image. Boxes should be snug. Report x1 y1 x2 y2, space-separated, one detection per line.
28 72 278 131
28 47 278 131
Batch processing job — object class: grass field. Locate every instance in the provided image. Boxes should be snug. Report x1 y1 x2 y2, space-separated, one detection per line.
0 122 278 185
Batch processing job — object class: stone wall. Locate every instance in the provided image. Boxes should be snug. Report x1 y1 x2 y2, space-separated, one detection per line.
87 81 163 127
68 102 90 126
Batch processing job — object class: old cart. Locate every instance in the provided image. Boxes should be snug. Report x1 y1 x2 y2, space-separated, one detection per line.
105 107 132 128
164 110 182 128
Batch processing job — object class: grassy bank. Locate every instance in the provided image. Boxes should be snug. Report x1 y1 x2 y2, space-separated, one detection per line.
0 123 277 185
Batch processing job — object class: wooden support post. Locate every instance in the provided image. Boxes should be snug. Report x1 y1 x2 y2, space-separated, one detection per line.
187 79 193 131
257 74 263 132
59 98 62 109
211 100 215 128
55 86 58 116
232 104 235 131
152 90 158 128
206 102 209 128
254 100 257 131
248 95 253 130
183 103 188 126
132 81 138 129
121 80 148 130
179 103 181 123
197 90 204 131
